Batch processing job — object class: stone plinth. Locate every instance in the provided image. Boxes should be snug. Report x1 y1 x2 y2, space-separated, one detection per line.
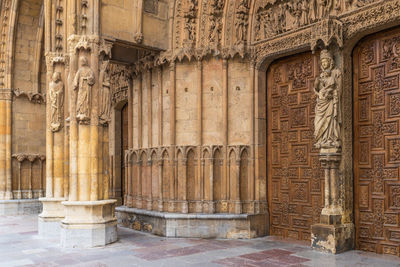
60 200 117 248
0 199 42 215
38 198 66 237
311 223 354 254
116 206 268 239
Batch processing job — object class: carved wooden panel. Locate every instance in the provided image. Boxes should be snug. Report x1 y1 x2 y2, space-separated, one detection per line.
267 52 324 241
354 27 400 256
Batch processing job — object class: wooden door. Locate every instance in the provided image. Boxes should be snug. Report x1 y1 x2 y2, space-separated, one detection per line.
267 52 324 241
121 103 129 204
354 27 400 256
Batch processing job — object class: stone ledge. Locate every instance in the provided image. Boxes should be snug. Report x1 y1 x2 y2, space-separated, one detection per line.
0 199 42 215
116 206 268 239
116 206 251 219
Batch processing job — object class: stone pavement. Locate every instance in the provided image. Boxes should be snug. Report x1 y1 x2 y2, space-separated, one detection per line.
1 215 400 267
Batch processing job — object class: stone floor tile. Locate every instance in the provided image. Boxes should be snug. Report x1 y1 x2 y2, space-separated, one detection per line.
2 215 400 267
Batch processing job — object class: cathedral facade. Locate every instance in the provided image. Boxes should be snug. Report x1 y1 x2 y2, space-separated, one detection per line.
0 0 400 255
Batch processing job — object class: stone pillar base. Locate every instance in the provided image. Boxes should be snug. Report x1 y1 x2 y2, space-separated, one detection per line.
60 199 117 248
38 198 66 238
311 223 354 254
0 199 42 215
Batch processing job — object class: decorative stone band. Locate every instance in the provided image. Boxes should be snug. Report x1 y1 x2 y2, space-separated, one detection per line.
0 88 12 101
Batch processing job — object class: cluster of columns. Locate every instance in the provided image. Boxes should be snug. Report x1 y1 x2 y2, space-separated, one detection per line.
0 89 12 200
39 0 116 248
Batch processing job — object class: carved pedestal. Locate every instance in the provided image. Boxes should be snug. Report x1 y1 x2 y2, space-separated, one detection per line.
311 151 354 254
38 198 66 237
60 200 117 248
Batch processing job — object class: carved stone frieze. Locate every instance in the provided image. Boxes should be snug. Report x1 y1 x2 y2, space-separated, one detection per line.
110 62 130 106
253 0 379 43
341 0 400 40
0 0 10 88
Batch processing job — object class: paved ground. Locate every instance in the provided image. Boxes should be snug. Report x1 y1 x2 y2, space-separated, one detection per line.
1 215 400 267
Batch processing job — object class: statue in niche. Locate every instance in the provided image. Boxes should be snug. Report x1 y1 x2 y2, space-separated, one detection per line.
49 71 64 132
209 0 224 44
99 61 111 125
313 50 342 149
73 56 95 124
235 0 249 44
301 0 310 26
288 1 303 28
184 0 197 42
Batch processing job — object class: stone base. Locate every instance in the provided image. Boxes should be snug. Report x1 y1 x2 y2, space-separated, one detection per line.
0 199 42 215
60 200 118 248
116 206 268 239
38 198 66 238
311 223 354 254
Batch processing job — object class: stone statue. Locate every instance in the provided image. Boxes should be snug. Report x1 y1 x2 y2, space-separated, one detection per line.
99 61 111 125
73 56 95 124
235 0 249 44
49 71 64 132
313 49 342 149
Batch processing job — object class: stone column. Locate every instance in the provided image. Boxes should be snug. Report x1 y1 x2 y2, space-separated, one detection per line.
60 35 116 248
311 49 354 254
39 0 69 236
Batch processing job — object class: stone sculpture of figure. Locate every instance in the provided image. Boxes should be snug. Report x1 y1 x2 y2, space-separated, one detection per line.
301 0 310 26
49 71 64 132
289 1 302 28
235 0 249 44
184 0 197 42
73 56 95 124
99 61 111 125
313 49 342 149
309 0 318 22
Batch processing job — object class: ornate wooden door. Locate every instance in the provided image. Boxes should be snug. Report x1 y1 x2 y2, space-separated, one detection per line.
354 28 400 256
121 103 129 204
267 52 324 241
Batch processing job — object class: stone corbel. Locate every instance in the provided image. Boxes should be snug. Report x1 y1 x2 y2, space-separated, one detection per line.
134 0 144 43
12 89 46 104
311 18 343 52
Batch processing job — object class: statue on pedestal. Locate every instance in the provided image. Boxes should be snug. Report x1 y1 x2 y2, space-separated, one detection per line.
313 49 342 149
49 71 64 132
73 56 95 124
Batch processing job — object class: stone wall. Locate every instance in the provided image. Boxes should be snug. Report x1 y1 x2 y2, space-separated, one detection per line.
10 0 46 200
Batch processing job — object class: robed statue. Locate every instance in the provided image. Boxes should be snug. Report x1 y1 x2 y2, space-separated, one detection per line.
73 56 95 124
99 61 111 125
313 49 342 149
49 71 64 132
